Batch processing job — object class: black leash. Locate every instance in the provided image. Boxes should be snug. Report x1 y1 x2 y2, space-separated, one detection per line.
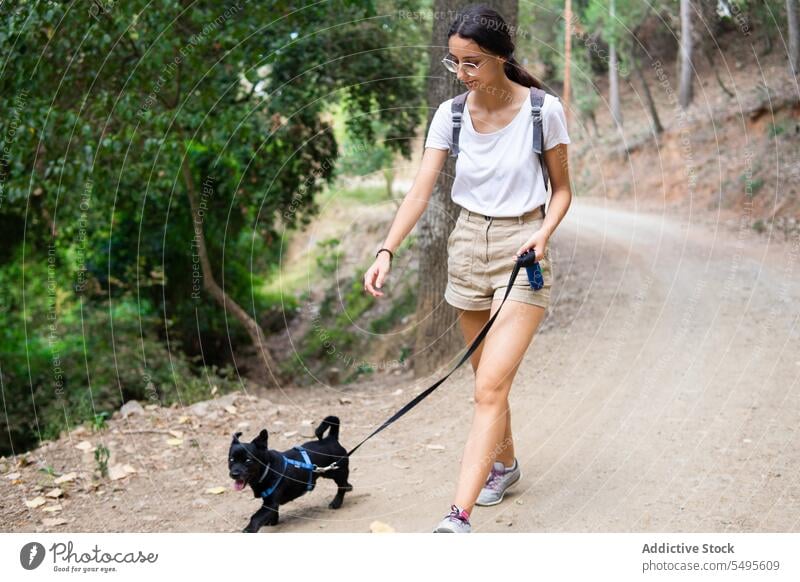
313 249 540 473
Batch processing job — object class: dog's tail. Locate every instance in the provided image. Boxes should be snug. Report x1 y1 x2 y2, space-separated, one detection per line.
315 416 341 440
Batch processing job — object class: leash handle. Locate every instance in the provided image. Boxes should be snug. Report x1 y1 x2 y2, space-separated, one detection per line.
327 258 525 466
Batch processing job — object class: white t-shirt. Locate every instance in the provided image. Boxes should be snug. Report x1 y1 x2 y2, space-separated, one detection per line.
424 91 570 217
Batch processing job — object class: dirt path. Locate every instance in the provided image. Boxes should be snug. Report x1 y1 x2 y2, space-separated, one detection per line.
3 198 799 533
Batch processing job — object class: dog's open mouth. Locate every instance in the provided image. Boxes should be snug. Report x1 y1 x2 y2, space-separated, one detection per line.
232 479 246 491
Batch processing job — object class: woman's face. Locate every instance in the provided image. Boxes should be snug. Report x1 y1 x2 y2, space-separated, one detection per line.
447 34 506 91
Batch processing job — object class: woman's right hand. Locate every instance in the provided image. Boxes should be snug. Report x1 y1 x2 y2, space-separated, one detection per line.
364 254 392 297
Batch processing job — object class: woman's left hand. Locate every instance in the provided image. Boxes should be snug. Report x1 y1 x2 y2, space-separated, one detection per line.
514 228 549 262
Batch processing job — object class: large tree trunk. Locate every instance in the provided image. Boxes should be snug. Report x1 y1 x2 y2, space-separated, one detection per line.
180 158 281 387
564 0 572 126
609 0 622 126
679 0 694 109
789 0 799 75
413 0 519 378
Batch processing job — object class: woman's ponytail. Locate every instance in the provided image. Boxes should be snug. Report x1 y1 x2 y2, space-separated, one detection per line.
503 54 543 90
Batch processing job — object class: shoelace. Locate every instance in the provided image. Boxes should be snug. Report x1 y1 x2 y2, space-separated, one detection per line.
448 504 469 523
485 467 506 490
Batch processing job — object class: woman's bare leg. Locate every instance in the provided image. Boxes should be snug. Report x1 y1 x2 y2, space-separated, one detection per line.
452 300 546 515
455 308 517 472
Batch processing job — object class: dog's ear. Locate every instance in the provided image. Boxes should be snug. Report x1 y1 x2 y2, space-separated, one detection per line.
231 431 243 444
253 429 269 448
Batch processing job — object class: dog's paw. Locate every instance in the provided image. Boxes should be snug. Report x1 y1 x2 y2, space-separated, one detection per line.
329 499 343 510
242 524 259 533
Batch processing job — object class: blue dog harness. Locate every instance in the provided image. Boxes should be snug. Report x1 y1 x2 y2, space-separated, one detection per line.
259 446 316 499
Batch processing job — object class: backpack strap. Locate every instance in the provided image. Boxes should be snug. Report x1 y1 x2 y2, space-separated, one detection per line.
450 90 469 158
529 86 549 192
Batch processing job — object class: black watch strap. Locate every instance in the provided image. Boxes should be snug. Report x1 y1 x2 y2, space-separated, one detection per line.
376 248 394 261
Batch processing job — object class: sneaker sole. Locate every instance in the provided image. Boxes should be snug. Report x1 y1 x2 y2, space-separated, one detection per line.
474 470 521 507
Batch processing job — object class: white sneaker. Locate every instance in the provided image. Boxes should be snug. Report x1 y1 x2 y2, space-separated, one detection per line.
475 458 521 506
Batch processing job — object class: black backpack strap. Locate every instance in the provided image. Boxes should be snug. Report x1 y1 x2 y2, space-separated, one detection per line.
450 90 469 158
529 86 549 192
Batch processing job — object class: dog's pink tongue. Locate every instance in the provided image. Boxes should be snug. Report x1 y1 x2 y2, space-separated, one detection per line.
233 480 245 491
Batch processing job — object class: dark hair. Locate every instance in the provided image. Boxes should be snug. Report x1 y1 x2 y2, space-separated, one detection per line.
447 4 542 89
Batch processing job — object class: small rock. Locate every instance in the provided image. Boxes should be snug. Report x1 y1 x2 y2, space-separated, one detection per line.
339 397 352 405
177 416 191 424
369 520 395 533
426 444 445 451
108 464 137 481
224 405 237 415
283 431 298 438
145 404 158 410
189 402 209 417
206 487 226 495
42 518 68 527
54 472 77 485
120 400 145 418
392 389 403 396
42 504 62 513
168 430 184 439
25 497 47 509
75 441 94 453
166 438 183 447
237 421 250 429
5 472 21 480
45 488 63 499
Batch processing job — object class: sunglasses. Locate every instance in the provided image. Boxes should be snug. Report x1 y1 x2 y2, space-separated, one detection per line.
441 55 486 77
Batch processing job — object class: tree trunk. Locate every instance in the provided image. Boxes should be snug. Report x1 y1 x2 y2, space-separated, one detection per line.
788 0 799 75
609 0 622 126
703 46 734 98
384 166 395 199
679 0 694 109
413 0 519 378
564 0 572 127
630 44 663 134
180 157 281 387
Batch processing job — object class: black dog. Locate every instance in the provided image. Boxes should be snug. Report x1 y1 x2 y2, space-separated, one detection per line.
228 415 353 532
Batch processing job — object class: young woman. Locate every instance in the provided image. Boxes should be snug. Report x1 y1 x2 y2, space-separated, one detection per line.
363 5 572 532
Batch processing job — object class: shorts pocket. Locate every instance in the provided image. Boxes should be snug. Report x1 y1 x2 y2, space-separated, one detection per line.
447 222 474 282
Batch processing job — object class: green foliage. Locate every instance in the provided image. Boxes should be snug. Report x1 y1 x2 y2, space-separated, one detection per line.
767 122 786 137
0 245 238 454
94 445 110 479
90 412 110 433
315 238 344 277
369 285 417 333
0 0 428 454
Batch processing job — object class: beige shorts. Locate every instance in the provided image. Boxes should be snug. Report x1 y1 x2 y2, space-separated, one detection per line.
444 205 553 311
